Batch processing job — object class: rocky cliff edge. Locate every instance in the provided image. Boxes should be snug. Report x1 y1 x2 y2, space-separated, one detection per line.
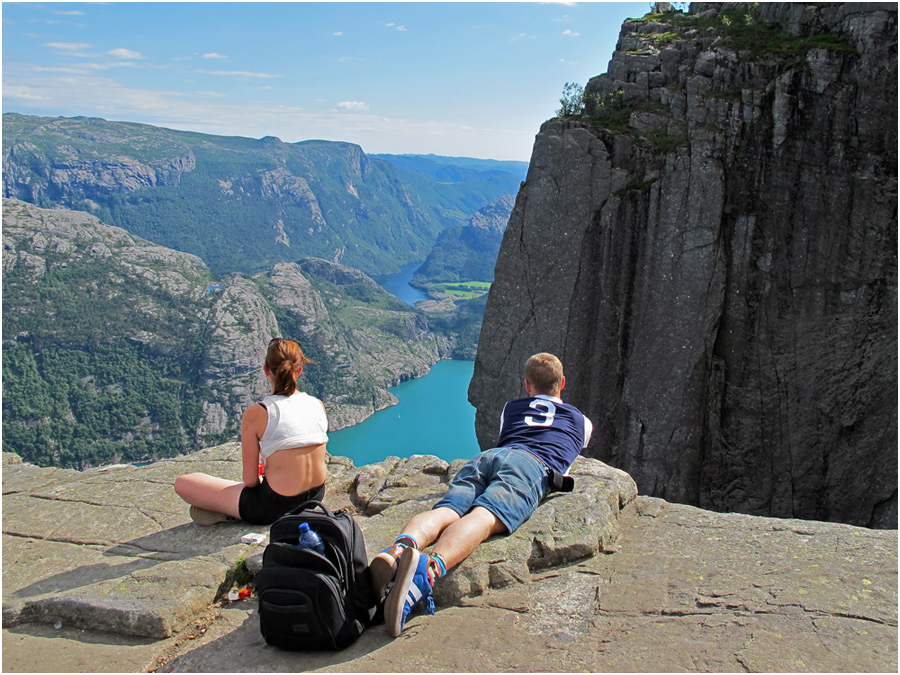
2 445 896 672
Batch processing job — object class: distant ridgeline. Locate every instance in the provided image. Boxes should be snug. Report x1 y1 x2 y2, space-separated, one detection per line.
412 194 514 287
1 199 475 469
2 114 526 277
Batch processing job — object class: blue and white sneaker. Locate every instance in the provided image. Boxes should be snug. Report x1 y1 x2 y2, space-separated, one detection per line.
384 546 435 637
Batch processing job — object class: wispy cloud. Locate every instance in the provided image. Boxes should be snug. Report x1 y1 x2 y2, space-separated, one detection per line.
561 29 580 37
2 69 528 158
54 10 85 16
202 52 228 60
204 70 280 79
385 22 407 31
337 101 369 111
332 32 343 36
46 42 93 56
108 48 145 59
83 62 138 71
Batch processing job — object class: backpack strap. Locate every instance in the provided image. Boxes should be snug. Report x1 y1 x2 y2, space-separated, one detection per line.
285 499 334 518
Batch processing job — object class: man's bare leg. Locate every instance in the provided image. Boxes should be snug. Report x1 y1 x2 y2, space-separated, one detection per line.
430 506 507 569
383 506 508 637
391 506 461 552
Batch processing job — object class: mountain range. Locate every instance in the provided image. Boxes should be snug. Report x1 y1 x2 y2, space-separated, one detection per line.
2 198 464 469
2 114 526 277
1 114 528 469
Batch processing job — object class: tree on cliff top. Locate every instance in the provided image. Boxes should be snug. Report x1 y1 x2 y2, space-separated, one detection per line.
556 82 584 118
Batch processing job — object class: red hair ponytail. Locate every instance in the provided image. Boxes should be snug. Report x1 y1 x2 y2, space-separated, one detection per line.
266 338 313 396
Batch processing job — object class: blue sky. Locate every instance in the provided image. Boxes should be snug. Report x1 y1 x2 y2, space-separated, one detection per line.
3 2 650 161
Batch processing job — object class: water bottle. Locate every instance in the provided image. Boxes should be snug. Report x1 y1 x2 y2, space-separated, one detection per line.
297 522 326 555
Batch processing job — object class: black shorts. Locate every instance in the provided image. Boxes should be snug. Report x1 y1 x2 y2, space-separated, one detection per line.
238 478 325 525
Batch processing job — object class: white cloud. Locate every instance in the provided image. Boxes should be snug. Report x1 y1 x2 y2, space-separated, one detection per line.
205 70 280 79
108 48 145 59
54 10 85 16
203 52 228 60
3 85 52 101
337 101 369 111
2 71 533 159
561 29 580 37
82 62 138 71
46 42 92 55
332 32 343 36
384 22 406 31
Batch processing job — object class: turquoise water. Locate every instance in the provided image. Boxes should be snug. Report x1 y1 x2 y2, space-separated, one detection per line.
327 359 479 467
372 261 431 306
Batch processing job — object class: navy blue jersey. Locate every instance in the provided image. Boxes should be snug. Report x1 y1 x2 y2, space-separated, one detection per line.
497 395 590 475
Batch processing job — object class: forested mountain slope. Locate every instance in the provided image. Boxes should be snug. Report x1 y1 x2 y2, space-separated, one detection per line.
372 154 526 225
412 194 514 286
2 115 519 276
2 199 450 469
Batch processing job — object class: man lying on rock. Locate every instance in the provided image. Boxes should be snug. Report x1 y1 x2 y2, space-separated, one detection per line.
369 352 593 637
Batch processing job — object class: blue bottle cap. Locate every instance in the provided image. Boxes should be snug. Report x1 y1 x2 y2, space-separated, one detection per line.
299 523 310 533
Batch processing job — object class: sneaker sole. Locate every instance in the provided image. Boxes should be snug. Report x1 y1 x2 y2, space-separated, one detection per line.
370 552 397 602
384 547 421 638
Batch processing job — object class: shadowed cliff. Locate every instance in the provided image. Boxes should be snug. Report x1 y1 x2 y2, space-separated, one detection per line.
470 2 897 528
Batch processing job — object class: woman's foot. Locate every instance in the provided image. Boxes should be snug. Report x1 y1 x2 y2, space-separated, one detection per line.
189 505 237 526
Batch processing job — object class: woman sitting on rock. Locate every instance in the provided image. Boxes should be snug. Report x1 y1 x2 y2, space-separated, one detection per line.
175 337 328 525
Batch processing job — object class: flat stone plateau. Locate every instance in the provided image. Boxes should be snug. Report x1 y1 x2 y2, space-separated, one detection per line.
2 446 896 672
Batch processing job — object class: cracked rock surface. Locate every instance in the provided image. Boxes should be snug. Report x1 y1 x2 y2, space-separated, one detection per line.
1 444 635 643
3 445 896 672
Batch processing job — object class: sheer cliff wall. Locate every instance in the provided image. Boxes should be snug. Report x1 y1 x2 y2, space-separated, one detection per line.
470 3 897 528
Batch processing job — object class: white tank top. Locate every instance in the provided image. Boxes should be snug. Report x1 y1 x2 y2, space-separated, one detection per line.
258 391 329 457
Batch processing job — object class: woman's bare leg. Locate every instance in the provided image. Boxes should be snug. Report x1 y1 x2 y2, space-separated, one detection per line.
174 473 244 518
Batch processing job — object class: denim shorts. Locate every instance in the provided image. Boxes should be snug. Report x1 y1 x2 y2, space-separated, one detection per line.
238 479 325 525
433 447 550 533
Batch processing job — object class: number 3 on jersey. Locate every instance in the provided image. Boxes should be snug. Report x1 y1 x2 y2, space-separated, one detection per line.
525 399 556 427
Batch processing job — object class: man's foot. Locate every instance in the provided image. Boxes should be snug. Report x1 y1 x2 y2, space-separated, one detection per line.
369 547 400 602
189 505 237 526
384 547 435 637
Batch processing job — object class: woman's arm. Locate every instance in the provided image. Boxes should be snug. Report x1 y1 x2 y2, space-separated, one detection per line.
241 404 267 487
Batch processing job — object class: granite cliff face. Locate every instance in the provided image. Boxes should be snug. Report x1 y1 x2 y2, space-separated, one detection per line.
471 3 897 528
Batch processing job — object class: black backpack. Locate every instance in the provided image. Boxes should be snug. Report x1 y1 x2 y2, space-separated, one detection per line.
255 501 378 650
